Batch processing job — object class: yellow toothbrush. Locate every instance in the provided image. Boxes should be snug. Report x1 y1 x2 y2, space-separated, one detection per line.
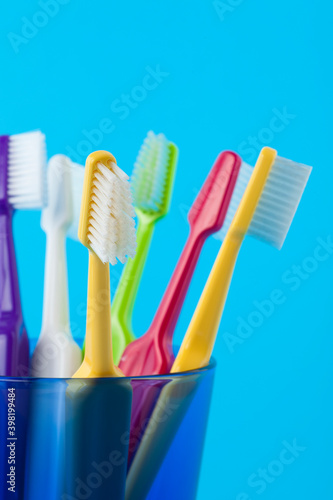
65 151 136 500
125 147 312 500
73 150 136 377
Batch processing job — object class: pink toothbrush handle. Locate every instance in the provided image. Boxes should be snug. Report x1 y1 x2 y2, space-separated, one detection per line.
147 151 242 353
119 151 242 377
120 230 206 376
147 228 206 351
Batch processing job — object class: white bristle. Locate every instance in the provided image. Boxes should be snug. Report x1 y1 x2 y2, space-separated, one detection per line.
67 161 85 241
248 156 312 249
88 162 136 265
7 131 46 209
214 161 253 241
131 131 170 212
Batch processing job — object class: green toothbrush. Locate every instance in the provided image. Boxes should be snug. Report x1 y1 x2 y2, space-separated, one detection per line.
112 131 178 364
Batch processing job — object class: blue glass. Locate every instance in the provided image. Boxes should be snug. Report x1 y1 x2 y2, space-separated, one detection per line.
0 361 215 500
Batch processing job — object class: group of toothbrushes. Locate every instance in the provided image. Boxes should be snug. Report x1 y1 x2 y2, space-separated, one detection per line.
0 129 311 499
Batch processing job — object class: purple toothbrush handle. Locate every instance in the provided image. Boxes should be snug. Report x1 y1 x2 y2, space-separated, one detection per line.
0 136 29 377
0 213 29 376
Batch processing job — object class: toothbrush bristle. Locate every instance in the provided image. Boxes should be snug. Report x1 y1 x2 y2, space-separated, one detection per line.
7 131 47 209
214 161 253 241
87 162 136 264
248 156 312 249
67 162 85 241
131 131 176 215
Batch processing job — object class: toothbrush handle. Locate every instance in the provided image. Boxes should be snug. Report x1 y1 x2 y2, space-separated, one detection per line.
112 215 155 351
41 228 70 334
0 211 26 376
84 252 116 375
148 229 206 347
0 211 23 326
172 233 242 373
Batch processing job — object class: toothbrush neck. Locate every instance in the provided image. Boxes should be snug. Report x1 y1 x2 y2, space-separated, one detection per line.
112 212 155 329
0 210 23 328
41 227 70 335
84 253 115 376
0 135 9 207
147 228 206 346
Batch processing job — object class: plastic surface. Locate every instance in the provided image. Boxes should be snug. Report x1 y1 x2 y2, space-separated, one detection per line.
0 135 29 377
0 361 215 500
32 155 81 378
77 253 122 377
111 140 178 364
119 151 242 377
172 147 277 373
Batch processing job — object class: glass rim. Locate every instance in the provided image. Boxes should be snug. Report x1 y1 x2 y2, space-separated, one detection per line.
0 358 217 383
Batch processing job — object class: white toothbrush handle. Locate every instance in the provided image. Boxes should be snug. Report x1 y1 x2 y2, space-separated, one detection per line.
32 155 82 379
41 227 70 335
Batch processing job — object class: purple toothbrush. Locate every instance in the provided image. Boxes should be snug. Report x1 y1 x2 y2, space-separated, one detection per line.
0 132 46 500
0 132 46 376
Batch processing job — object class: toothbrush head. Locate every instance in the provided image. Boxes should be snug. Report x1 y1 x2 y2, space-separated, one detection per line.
42 155 85 240
131 131 178 220
79 151 136 264
41 155 74 233
6 130 47 209
188 151 244 234
67 161 85 241
213 160 254 241
247 152 312 249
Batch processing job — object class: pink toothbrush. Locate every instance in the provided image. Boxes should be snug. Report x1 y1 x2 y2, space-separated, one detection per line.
120 151 253 466
120 151 244 376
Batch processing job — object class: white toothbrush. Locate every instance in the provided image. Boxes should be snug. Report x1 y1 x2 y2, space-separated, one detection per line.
26 155 85 500
31 155 83 377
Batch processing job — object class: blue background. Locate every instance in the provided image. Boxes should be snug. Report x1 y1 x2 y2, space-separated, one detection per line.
1 1 332 498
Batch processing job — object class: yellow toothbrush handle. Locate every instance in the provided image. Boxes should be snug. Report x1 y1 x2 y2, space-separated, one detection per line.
74 253 121 378
171 233 241 373
172 147 277 373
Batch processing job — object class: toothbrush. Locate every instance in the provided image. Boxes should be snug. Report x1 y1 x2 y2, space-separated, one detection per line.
122 152 252 465
65 151 136 500
119 152 252 377
31 155 82 377
111 131 178 364
0 131 46 376
125 147 312 500
25 156 84 500
0 131 45 500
